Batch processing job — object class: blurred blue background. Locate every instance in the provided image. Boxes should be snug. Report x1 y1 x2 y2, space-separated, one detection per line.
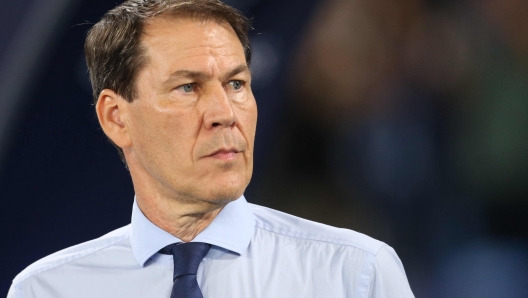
1 0 527 296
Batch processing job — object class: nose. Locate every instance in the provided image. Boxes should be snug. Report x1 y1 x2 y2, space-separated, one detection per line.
202 84 237 129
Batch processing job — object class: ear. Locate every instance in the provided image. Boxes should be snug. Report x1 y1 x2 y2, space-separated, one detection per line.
95 89 132 150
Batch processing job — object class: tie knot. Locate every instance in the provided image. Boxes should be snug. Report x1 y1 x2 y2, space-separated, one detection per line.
161 242 211 280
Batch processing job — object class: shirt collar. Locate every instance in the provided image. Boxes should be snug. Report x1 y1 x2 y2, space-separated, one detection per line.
130 195 255 267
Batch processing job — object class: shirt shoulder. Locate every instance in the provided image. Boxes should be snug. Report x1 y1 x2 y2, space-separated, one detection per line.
11 225 131 286
248 203 386 255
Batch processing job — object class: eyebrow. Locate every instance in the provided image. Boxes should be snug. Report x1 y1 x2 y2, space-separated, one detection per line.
163 64 250 84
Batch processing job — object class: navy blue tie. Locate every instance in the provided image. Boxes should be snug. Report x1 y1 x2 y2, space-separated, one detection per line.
160 242 211 298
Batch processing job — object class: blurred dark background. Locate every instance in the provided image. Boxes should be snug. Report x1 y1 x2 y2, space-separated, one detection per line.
1 0 527 297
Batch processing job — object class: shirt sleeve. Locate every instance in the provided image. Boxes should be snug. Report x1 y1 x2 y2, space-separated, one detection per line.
367 245 415 298
7 283 20 298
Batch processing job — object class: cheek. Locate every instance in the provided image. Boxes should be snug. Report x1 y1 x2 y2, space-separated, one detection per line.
239 101 258 144
157 112 199 157
130 105 198 165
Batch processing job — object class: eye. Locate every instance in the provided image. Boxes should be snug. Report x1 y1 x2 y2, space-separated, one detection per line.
177 83 195 93
228 80 244 91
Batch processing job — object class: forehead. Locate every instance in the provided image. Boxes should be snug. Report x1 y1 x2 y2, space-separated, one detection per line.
140 16 246 69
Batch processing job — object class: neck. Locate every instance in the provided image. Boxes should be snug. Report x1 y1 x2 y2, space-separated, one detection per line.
137 194 223 242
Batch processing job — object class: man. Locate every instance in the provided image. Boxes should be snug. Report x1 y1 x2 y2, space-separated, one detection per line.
8 0 415 297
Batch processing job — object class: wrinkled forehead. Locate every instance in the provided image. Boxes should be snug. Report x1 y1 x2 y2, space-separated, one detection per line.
133 17 249 90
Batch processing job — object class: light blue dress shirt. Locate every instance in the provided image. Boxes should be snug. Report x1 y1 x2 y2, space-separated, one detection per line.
8 196 414 297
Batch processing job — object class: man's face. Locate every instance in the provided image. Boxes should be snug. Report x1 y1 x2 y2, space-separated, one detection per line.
124 17 257 205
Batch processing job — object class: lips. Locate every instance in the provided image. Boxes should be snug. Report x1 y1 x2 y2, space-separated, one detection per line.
205 148 241 160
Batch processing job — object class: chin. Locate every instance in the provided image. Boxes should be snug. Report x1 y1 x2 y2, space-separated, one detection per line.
202 175 248 204
204 186 245 204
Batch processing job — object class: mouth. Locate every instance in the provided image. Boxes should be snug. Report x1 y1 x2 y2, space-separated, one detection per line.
205 148 241 161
